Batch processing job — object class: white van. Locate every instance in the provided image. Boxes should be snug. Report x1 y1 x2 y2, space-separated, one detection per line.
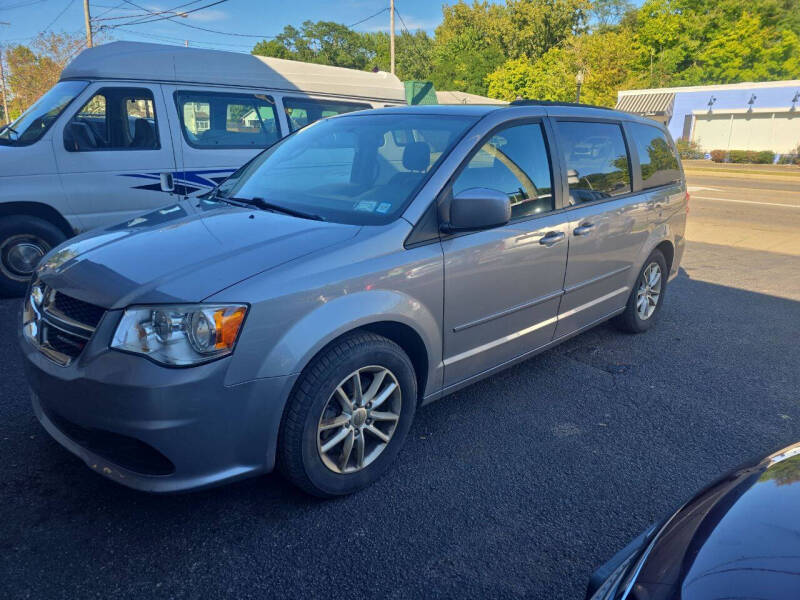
0 41 406 294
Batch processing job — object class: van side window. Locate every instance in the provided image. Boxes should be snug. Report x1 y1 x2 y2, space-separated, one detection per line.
64 88 159 152
556 121 631 204
175 92 280 149
628 123 681 189
283 97 371 132
452 123 554 219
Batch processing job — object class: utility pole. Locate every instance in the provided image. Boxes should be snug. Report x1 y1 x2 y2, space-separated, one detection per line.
83 0 93 48
389 0 395 75
0 22 9 124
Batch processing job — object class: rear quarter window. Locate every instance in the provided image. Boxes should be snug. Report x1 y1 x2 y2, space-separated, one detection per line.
628 123 681 189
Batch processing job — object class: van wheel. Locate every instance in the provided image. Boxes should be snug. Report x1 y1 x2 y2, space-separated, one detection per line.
614 249 668 333
0 216 66 297
278 332 417 497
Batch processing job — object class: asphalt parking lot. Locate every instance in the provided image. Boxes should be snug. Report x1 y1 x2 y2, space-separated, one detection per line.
2 170 799 599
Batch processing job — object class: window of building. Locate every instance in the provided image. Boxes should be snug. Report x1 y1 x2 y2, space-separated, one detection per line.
283 97 371 132
64 87 159 152
175 91 280 149
556 121 631 204
452 122 554 219
629 123 681 189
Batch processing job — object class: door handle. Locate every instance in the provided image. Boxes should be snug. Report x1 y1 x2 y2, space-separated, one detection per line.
573 222 595 236
539 231 565 246
160 172 175 193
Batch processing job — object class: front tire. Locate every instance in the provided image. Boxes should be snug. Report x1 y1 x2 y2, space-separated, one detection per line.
614 249 668 333
0 216 67 297
277 331 417 497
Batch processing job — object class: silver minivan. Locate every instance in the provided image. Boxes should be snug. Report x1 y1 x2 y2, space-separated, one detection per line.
21 103 687 496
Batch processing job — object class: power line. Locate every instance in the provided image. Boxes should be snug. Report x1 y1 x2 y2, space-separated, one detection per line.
99 0 276 39
0 0 48 10
41 0 75 32
394 5 432 72
114 0 226 26
98 0 204 20
349 7 388 29
114 26 253 49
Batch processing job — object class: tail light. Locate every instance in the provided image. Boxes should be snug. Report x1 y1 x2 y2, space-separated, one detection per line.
685 191 690 214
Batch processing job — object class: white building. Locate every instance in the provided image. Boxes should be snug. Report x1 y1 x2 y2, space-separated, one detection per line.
617 80 800 154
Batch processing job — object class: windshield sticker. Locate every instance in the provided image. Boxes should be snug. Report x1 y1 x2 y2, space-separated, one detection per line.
354 201 378 212
376 202 392 214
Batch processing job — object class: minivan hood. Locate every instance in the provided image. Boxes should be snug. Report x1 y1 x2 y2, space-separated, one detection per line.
37 200 360 308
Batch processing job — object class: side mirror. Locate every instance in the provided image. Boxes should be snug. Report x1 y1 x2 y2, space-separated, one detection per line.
443 187 511 232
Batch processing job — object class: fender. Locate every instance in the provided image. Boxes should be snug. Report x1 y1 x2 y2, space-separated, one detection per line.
230 289 443 398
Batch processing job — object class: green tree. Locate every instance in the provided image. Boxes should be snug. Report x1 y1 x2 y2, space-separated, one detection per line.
694 13 800 83
252 21 374 70
430 1 508 94
362 30 435 81
487 29 642 106
430 0 590 95
590 0 635 30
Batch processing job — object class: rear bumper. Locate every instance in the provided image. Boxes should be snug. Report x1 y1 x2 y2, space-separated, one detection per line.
22 327 297 493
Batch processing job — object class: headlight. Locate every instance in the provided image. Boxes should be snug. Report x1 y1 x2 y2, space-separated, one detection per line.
22 280 45 341
111 304 247 366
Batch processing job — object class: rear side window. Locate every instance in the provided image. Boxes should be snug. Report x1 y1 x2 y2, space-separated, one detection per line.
283 97 371 132
64 87 159 152
556 121 631 204
175 91 280 149
452 122 554 219
628 123 681 189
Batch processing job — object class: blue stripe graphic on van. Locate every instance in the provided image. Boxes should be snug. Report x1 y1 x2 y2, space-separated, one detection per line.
120 169 235 195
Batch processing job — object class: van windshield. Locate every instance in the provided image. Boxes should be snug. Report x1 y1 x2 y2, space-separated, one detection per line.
0 80 88 146
215 113 478 225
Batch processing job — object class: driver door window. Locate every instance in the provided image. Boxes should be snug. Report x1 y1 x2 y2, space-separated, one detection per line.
452 123 554 219
64 88 159 152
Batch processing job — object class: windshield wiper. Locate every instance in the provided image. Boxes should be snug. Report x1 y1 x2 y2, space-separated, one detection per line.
222 196 325 221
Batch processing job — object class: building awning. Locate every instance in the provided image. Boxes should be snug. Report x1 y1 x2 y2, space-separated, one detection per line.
616 92 676 117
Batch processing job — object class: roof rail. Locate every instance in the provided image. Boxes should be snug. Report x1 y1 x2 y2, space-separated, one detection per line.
509 99 615 111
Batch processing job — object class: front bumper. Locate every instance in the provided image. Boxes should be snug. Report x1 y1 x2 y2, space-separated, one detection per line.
21 314 297 493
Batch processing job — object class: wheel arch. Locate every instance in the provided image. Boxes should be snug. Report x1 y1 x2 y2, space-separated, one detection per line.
231 290 441 402
654 239 675 274
0 202 75 238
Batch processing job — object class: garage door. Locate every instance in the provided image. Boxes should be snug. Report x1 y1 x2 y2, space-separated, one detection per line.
693 112 800 153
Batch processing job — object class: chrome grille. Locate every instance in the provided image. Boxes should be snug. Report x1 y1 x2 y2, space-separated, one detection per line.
23 283 106 366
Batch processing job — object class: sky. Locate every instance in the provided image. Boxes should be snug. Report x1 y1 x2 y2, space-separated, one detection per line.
0 0 497 52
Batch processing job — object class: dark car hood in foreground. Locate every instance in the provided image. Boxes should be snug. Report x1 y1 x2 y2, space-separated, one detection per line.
36 200 359 308
629 442 800 599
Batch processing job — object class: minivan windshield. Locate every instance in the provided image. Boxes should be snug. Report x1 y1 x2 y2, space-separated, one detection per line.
0 80 88 146
215 113 478 225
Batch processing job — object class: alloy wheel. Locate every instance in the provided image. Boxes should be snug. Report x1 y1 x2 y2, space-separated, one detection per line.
636 262 662 320
317 366 402 474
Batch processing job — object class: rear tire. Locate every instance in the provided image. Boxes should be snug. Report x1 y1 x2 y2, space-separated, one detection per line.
0 216 66 297
277 331 417 497
614 249 668 334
